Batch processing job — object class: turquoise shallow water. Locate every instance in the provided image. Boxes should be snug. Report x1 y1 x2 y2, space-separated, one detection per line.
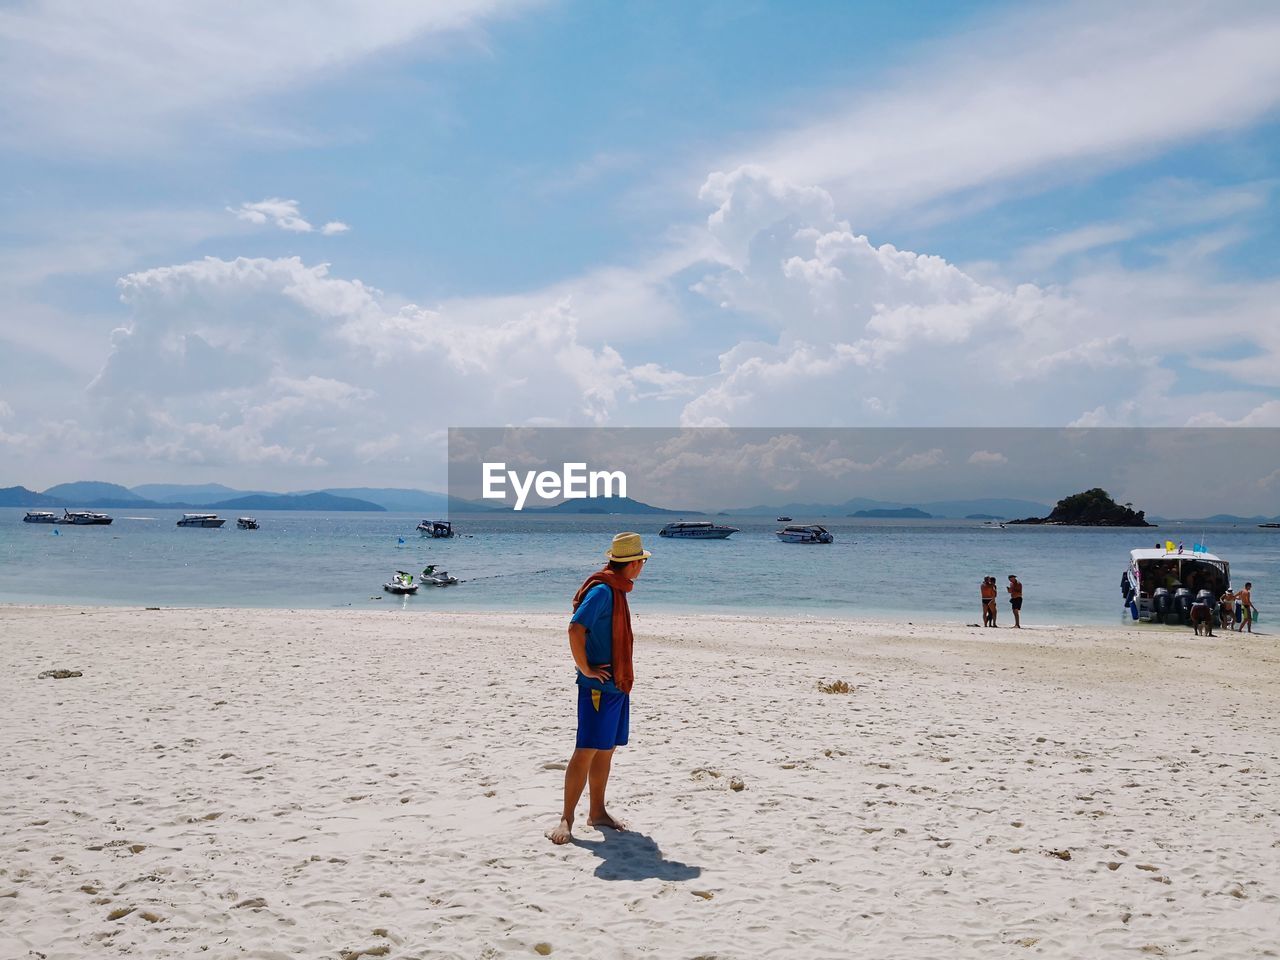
1 508 1277 625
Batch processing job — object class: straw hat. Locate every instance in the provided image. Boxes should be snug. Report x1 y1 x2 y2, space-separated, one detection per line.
605 531 651 563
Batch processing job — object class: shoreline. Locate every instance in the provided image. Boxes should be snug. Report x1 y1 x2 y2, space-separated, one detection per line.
0 599 1157 632
4 605 1276 957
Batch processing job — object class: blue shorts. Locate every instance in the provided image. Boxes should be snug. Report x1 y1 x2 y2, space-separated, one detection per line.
576 686 630 750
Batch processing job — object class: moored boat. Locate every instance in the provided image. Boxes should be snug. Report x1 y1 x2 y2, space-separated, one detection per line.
64 509 113 525
1122 546 1230 624
177 514 226 528
417 519 454 538
23 511 59 523
658 520 739 539
776 524 833 544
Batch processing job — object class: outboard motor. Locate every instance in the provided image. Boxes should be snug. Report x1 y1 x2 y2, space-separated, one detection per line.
1153 587 1171 621
1173 587 1192 624
1121 571 1131 598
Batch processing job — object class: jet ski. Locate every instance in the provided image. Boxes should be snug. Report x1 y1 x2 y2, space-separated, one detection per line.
383 571 419 594
421 564 458 586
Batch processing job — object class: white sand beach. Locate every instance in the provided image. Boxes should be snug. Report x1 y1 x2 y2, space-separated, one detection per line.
2 606 1278 959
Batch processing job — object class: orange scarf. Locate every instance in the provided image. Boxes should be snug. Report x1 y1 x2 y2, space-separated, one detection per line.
572 568 635 694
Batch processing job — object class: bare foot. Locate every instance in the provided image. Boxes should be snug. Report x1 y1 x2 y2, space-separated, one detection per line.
545 817 573 844
588 810 628 831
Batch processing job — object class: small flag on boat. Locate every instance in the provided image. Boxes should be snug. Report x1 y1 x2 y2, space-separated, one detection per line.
1193 542 1206 553
1177 541 1184 554
1165 540 1175 552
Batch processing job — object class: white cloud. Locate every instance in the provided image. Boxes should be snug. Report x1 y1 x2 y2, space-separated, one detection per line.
968 450 1008 465
229 199 347 235
897 449 946 471
0 0 543 152
73 255 689 476
723 1 1280 223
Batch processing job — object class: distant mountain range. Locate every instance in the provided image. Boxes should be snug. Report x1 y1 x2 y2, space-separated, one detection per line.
515 496 685 515
722 496 1053 519
1 480 482 513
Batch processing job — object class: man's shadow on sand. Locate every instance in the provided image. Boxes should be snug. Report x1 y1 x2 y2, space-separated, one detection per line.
572 828 701 882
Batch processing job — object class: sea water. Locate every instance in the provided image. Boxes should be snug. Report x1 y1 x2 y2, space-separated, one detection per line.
1 507 1276 626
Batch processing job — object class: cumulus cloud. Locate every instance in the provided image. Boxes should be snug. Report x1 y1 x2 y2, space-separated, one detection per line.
229 199 347 235
678 166 1157 427
897 449 946 471
968 450 1008 465
79 255 684 474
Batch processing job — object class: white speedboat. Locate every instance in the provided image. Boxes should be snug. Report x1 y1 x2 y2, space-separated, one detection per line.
384 571 419 594
658 520 739 539
177 514 225 528
1122 546 1230 624
236 517 259 530
417 519 454 538
776 524 834 544
64 509 113 525
23 511 59 523
420 564 458 586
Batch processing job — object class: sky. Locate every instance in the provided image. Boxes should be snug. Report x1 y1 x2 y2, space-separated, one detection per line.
2 0 1279 495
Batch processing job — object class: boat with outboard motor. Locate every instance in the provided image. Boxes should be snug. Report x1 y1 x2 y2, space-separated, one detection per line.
776 516 793 522
1122 546 1230 625
384 571 420 594
776 524 834 544
658 520 739 539
417 519 454 538
177 514 225 528
236 517 259 530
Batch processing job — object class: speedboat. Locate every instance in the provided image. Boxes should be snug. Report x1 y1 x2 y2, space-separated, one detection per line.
417 519 454 538
177 514 225 528
64 509 113 525
23 511 59 523
658 520 739 539
236 517 259 530
420 564 458 586
384 571 419 594
776 516 793 522
1122 546 1230 624
776 524 834 544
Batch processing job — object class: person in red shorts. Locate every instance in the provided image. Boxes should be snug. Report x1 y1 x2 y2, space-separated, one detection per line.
546 532 650 845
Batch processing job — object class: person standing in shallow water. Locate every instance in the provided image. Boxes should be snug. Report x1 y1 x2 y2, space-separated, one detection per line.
547 532 650 845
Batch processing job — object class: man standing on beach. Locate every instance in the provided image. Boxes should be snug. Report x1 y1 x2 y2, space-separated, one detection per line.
1237 582 1257 633
547 532 650 845
981 577 997 627
1007 575 1023 628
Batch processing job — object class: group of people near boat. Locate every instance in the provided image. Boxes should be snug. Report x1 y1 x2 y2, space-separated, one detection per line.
980 575 1023 628
1217 583 1257 633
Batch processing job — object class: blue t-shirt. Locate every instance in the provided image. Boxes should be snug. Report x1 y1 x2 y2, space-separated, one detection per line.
571 583 620 693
